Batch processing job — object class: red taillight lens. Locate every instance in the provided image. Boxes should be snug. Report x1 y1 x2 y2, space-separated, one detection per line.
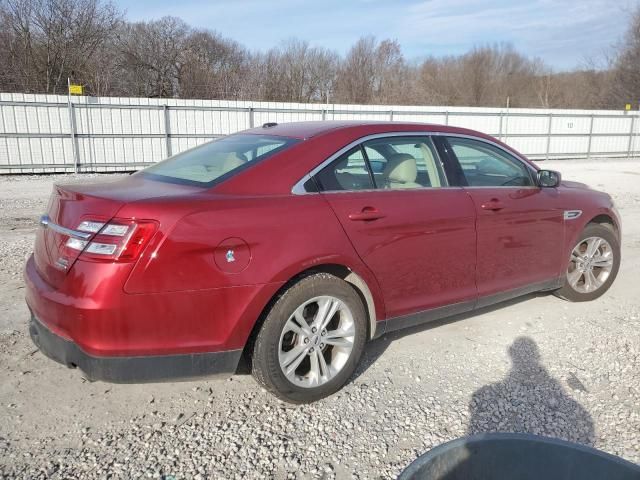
117 222 158 261
65 218 158 262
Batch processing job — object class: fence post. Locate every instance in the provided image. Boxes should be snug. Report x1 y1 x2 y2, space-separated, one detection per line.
545 113 553 160
586 114 594 159
321 109 326 121
445 111 449 125
249 107 255 128
628 115 636 158
163 104 172 158
498 111 503 141
66 99 80 173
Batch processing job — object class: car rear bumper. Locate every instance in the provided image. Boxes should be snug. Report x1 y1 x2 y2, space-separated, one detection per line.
24 254 280 358
28 312 242 383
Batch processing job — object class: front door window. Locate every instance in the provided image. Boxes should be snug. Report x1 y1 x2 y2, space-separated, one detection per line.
446 137 534 187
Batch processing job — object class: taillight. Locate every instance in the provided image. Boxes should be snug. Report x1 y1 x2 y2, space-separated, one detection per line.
65 219 158 262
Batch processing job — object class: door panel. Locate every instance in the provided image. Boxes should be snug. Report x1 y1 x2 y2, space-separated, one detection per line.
439 135 565 298
322 189 477 319
465 187 564 297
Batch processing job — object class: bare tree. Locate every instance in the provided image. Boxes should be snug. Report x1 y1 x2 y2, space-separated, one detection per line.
335 37 408 104
255 39 338 102
0 1 634 109
1 0 121 93
460 46 497 106
335 36 377 103
180 30 250 99
608 7 640 108
115 16 189 98
372 39 407 104
413 56 465 105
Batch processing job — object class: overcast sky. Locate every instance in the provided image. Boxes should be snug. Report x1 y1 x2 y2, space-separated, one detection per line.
116 0 635 70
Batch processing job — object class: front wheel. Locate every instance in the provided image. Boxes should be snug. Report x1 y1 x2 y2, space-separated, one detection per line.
251 273 367 403
554 223 620 302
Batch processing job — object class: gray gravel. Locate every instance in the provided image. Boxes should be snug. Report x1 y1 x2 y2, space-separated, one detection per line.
0 161 639 479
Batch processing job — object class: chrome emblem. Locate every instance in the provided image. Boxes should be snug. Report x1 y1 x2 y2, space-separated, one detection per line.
225 249 235 263
564 210 583 220
55 257 69 270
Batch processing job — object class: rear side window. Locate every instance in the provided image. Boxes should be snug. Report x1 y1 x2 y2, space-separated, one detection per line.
446 137 534 187
315 147 375 191
140 134 298 186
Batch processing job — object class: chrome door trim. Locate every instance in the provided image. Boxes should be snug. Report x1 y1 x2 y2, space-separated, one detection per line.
39 215 92 240
291 131 539 194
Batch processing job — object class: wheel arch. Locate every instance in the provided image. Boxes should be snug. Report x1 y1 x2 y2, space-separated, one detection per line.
586 213 619 234
237 263 381 373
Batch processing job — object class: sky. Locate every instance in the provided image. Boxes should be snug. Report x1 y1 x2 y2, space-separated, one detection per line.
115 0 635 70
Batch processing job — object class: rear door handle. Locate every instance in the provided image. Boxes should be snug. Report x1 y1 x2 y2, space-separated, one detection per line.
348 207 385 221
481 199 505 211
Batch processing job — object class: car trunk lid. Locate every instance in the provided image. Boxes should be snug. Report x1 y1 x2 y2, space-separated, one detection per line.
33 175 201 288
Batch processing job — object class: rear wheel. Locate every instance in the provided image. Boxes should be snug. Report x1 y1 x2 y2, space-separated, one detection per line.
554 223 620 302
251 273 367 403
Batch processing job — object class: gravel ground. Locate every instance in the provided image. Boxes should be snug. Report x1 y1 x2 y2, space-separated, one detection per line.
0 160 639 479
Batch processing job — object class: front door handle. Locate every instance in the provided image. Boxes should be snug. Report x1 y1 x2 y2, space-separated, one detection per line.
348 207 385 221
481 199 505 211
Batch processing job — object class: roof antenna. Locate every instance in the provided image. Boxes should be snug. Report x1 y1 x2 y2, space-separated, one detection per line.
262 122 278 128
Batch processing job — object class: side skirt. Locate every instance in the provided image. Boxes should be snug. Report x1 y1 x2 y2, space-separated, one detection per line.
374 278 562 338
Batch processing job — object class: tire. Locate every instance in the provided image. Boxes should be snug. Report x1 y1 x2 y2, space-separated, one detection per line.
554 223 620 302
251 273 367 403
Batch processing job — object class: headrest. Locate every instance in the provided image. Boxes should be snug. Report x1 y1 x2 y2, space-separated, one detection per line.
384 153 418 183
223 153 248 171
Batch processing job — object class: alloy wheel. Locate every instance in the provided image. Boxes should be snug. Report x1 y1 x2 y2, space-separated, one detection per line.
278 295 355 388
567 236 614 294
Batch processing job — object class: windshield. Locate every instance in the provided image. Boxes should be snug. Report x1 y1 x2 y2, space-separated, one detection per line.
139 134 298 186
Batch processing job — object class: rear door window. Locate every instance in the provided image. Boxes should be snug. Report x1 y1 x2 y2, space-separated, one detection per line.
363 136 447 189
313 136 447 192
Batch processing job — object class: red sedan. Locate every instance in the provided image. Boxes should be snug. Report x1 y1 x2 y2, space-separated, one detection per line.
25 121 621 403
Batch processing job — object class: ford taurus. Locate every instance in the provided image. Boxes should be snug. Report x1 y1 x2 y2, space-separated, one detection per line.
25 121 621 403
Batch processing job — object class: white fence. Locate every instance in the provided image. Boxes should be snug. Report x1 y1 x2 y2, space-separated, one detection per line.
0 92 639 173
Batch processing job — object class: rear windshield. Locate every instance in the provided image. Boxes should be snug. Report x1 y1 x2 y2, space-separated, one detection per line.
139 134 298 186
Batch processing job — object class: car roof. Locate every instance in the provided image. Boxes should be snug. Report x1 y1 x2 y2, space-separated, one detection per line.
244 120 466 140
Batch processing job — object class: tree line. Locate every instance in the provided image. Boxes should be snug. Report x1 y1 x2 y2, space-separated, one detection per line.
1 0 638 110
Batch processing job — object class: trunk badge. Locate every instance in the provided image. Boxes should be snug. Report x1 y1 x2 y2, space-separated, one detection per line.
55 257 70 270
225 250 235 263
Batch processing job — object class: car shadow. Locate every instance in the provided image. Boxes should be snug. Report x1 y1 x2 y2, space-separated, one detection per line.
351 291 551 382
464 336 594 445
398 337 596 479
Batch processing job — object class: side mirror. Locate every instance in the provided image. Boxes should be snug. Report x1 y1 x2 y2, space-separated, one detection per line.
537 169 561 188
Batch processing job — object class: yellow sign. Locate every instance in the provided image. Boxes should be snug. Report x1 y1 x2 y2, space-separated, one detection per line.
69 84 83 95
625 103 632 111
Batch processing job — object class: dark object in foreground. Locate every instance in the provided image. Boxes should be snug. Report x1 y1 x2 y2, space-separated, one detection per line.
399 433 640 480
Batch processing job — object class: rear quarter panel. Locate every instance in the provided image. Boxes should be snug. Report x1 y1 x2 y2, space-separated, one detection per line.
121 193 385 320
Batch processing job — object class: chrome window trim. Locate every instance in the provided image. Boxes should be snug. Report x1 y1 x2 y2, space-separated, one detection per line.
39 215 92 240
291 131 539 194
